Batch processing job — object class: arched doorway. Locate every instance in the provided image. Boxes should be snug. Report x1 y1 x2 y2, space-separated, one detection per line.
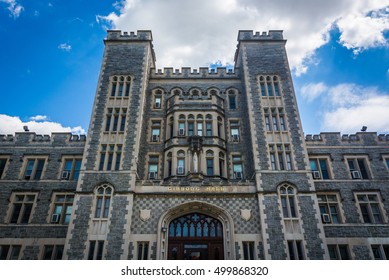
168 213 223 260
156 201 235 260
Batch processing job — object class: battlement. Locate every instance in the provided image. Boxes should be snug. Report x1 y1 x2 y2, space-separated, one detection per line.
305 132 389 146
150 67 238 79
0 132 86 146
237 30 284 41
106 30 153 41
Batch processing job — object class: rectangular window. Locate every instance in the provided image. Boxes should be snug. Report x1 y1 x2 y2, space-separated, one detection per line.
274 82 280 96
317 193 341 224
154 96 161 109
269 144 292 170
287 240 304 260
88 241 104 260
347 157 369 179
111 84 116 97
229 95 236 109
125 82 131 96
197 122 203 136
371 245 389 260
120 114 126 132
260 83 266 96
206 158 214 175
99 145 122 171
9 193 37 224
230 121 240 141
386 158 389 170
0 157 8 179
233 156 243 179
178 122 185 136
24 158 46 180
267 84 273 96
148 155 159 179
309 158 330 179
137 242 149 260
206 122 212 136
328 245 350 260
356 193 384 224
177 158 185 175
51 194 74 225
265 116 271 131
188 122 194 136
62 157 82 181
42 245 64 260
118 83 123 96
0 245 21 260
242 242 255 260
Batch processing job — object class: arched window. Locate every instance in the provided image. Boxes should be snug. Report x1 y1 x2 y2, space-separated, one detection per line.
169 213 223 238
219 152 225 177
166 152 172 177
95 184 113 219
279 184 297 218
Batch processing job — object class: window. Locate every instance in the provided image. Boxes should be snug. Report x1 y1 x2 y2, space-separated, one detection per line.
317 193 341 224
188 122 194 136
217 117 223 138
110 76 131 97
229 95 236 109
259 76 281 97
137 242 149 260
0 157 8 179
232 155 243 179
23 158 46 180
154 95 162 109
148 155 159 179
269 144 292 170
230 121 240 142
51 194 74 224
88 241 104 260
197 122 203 136
151 120 161 142
371 244 389 260
328 245 350 260
355 193 384 224
95 185 113 219
264 108 286 131
384 157 389 172
309 158 330 179
242 242 255 260
61 157 82 180
287 240 304 260
206 151 214 176
219 152 225 177
279 185 297 218
178 122 185 136
347 157 369 179
177 151 185 175
105 108 127 132
0 245 21 260
98 144 122 171
42 245 64 260
206 122 212 136
9 193 37 224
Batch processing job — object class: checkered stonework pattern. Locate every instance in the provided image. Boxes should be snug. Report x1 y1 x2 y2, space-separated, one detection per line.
130 194 261 234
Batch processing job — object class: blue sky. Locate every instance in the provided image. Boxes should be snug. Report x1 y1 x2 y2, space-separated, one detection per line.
0 0 388 136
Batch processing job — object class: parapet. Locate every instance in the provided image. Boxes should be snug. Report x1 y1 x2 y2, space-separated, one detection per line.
237 30 284 41
106 30 153 41
305 132 389 146
0 132 86 146
150 67 238 79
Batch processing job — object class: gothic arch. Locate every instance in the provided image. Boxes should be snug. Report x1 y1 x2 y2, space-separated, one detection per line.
156 201 235 260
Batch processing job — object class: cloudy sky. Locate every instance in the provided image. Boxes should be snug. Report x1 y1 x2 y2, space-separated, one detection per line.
0 0 388 136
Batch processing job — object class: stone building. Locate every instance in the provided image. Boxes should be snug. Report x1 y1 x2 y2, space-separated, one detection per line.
0 30 388 260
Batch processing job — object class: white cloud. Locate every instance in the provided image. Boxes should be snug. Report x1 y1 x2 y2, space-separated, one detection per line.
29 115 48 122
301 82 389 133
97 0 389 75
0 0 24 18
0 114 86 135
58 43 72 52
337 9 389 54
300 82 328 102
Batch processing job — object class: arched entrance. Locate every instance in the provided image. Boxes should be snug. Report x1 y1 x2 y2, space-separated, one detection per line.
156 201 235 260
168 213 223 260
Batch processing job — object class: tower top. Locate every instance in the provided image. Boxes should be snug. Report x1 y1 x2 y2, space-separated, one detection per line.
237 30 284 41
106 30 153 41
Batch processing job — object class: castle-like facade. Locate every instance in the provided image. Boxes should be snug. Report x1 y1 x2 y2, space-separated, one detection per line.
1 30 389 260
